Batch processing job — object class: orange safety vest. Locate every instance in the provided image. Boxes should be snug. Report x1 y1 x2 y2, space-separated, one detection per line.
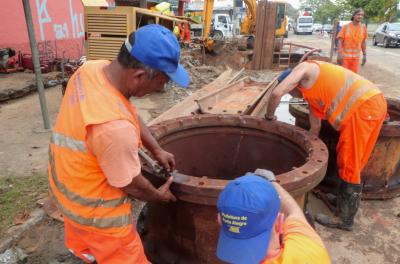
48 60 141 237
339 23 367 59
299 61 381 130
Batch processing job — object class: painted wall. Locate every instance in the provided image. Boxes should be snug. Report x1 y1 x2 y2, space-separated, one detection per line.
1 0 85 60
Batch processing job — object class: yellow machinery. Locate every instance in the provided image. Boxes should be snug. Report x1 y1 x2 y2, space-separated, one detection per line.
240 0 287 37
202 0 215 52
203 0 288 52
82 1 192 60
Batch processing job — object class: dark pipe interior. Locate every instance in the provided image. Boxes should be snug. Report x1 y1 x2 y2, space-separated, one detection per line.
159 127 307 180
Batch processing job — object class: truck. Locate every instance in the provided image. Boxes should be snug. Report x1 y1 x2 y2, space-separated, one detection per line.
293 15 314 35
188 12 233 39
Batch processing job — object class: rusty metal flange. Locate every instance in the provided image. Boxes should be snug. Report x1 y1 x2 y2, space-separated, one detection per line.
145 114 328 205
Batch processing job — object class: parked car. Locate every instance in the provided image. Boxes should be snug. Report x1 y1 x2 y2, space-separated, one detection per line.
373 22 400 48
313 23 322 32
322 24 333 34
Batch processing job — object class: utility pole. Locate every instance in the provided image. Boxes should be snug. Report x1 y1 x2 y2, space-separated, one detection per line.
22 0 50 129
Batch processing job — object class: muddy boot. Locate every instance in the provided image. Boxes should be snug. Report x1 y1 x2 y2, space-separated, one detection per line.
315 180 362 231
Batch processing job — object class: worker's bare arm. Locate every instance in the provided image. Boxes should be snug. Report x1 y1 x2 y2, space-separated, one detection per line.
309 110 321 136
271 182 307 222
138 116 175 171
337 39 344 64
122 173 176 202
265 65 306 119
361 39 367 65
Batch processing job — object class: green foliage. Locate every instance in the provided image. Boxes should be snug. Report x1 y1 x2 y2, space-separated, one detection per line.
300 0 399 23
0 174 48 235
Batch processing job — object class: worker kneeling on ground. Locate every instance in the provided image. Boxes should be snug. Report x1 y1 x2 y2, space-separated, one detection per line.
48 24 190 263
216 170 330 264
265 61 387 231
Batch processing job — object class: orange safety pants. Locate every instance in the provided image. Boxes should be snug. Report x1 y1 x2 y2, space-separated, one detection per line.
336 94 387 184
64 219 148 264
342 58 360 73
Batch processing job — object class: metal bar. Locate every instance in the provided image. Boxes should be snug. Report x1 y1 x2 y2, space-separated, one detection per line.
22 0 50 129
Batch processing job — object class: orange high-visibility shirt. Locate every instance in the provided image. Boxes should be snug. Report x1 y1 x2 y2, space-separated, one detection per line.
262 218 330 264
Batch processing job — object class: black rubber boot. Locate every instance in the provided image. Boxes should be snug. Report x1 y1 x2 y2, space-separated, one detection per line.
315 180 362 231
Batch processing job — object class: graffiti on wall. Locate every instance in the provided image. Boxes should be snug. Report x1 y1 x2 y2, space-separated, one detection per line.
35 0 84 41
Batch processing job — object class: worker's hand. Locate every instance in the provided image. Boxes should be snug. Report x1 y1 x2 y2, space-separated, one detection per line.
361 54 367 66
157 177 177 202
337 54 343 65
153 148 175 172
264 114 277 121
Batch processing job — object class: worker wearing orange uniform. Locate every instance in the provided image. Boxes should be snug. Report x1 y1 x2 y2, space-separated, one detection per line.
265 61 387 231
179 21 191 47
216 170 330 264
48 25 190 263
337 8 367 73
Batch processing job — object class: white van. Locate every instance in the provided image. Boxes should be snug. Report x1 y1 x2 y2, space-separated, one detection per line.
294 16 314 35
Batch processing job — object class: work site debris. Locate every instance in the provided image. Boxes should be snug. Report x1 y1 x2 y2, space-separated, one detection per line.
0 247 27 264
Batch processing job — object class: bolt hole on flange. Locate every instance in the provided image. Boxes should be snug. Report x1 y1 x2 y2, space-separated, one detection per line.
302 171 308 174
198 181 205 186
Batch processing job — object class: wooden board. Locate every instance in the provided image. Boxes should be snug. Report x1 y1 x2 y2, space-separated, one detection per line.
196 78 269 115
250 76 279 118
252 1 278 70
147 68 242 126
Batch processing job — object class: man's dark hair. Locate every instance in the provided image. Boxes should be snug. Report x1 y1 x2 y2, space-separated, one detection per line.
351 8 364 21
117 32 146 69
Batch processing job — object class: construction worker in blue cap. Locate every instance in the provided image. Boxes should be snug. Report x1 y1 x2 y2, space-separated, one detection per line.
216 169 330 264
50 24 189 263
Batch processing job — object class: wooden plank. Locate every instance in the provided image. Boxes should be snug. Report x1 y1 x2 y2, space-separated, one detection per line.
261 2 278 69
148 69 238 126
252 0 266 70
252 1 278 70
250 75 279 117
196 79 269 115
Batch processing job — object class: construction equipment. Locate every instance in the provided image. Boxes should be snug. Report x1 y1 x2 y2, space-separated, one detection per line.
82 1 194 60
240 0 287 38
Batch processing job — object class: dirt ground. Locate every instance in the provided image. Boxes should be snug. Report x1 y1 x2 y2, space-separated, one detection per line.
0 41 399 263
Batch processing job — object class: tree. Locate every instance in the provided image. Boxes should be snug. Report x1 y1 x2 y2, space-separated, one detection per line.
345 0 398 22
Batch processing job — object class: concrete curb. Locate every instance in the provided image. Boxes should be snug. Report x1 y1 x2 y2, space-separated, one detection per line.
0 209 46 253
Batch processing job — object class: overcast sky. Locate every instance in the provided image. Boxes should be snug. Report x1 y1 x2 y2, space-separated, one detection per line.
286 0 300 9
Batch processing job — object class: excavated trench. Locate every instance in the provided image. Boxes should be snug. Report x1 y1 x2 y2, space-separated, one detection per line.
289 97 400 199
138 114 328 264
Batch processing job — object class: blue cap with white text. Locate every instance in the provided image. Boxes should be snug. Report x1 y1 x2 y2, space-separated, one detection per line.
217 173 281 264
124 24 190 88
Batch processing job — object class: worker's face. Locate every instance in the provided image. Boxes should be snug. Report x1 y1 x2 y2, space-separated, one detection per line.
125 69 169 97
353 11 364 23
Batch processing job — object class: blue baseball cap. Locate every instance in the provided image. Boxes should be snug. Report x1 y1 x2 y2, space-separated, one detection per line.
124 24 190 88
217 173 281 264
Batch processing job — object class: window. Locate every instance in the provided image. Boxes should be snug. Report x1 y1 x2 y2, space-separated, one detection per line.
388 23 400 31
299 17 313 23
218 16 227 24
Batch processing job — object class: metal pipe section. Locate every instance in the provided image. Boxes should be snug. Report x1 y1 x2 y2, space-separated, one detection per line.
289 98 400 199
138 114 328 263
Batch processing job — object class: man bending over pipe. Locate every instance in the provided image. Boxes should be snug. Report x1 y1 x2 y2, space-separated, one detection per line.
265 61 387 231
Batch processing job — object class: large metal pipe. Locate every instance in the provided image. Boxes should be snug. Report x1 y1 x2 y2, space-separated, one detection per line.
138 114 328 263
289 98 400 199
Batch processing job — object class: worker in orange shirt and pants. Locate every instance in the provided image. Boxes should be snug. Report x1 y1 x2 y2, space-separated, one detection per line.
337 8 367 73
265 61 387 231
179 21 191 48
49 25 190 263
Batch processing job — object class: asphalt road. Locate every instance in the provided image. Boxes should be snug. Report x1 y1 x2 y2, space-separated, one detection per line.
287 32 400 76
